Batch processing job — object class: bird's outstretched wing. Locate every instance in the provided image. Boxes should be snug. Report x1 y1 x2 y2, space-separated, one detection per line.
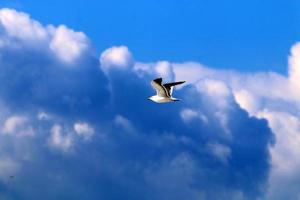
151 78 169 97
163 81 185 96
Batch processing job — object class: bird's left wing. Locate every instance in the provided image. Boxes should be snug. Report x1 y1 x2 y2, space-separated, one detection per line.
151 78 169 97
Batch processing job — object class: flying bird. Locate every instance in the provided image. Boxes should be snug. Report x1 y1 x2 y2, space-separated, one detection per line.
148 78 185 103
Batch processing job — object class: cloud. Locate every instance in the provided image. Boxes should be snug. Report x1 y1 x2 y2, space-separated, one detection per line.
289 42 300 89
180 108 208 123
100 46 133 72
207 142 231 163
37 111 51 121
154 61 175 81
180 108 198 122
1 7 296 200
49 25 89 63
0 8 48 42
256 110 300 200
0 8 110 119
74 122 94 141
2 116 34 137
170 42 300 199
0 8 91 64
114 114 135 133
196 79 232 110
233 89 258 116
48 124 73 152
99 57 273 199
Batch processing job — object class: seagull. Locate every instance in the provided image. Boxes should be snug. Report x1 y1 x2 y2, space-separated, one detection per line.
148 78 185 103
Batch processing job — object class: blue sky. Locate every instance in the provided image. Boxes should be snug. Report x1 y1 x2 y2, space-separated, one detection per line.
0 1 300 200
2 0 300 73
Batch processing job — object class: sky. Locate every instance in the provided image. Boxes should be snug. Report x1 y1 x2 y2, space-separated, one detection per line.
0 1 300 200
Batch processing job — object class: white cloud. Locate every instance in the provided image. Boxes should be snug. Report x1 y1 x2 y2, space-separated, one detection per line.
196 79 232 110
133 61 175 81
0 7 300 199
256 110 300 199
173 62 215 84
74 122 94 141
180 109 198 122
114 115 135 133
196 79 230 98
48 124 73 152
49 25 89 63
170 43 300 199
0 8 90 63
257 111 300 174
207 142 231 163
37 111 51 121
133 62 154 78
2 116 34 137
106 41 300 199
155 61 175 81
289 42 300 90
180 108 208 123
100 46 133 72
233 89 259 115
0 8 48 42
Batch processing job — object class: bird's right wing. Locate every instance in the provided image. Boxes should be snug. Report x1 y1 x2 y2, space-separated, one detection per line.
163 81 185 96
151 78 169 97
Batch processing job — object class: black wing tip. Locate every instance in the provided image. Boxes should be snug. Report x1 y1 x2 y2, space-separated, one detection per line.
164 81 186 86
153 77 162 81
153 77 163 84
153 78 186 86
175 81 186 85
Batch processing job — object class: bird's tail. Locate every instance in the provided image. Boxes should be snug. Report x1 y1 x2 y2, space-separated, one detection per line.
171 98 180 102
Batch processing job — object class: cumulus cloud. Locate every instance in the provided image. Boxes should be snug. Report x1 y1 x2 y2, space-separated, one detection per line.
289 42 300 87
48 124 73 152
154 61 175 81
37 111 51 121
114 114 136 134
170 42 300 199
257 110 300 200
196 79 232 110
207 142 231 163
0 8 90 64
49 25 89 63
0 7 274 199
0 9 109 119
2 116 34 137
180 108 198 122
99 56 273 199
0 8 48 42
180 108 208 123
233 89 259 116
100 46 133 72
0 7 297 200
74 122 94 141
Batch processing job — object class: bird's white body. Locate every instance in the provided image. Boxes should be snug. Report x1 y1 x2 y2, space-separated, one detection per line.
148 78 185 103
148 95 179 103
